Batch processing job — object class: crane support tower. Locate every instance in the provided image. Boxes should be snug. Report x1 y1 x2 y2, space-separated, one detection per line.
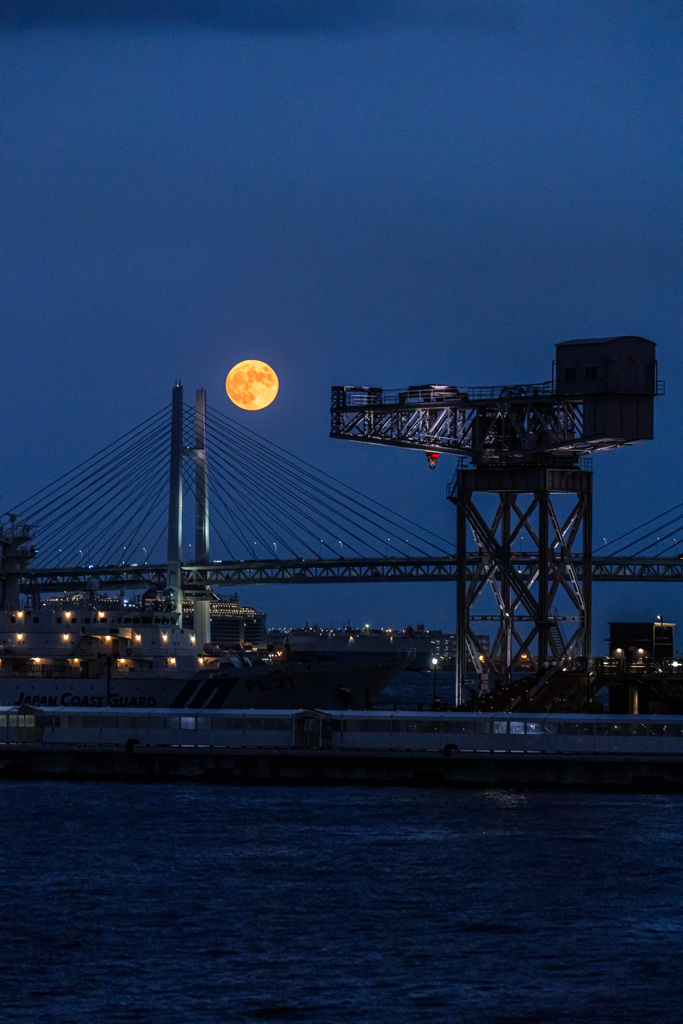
330 336 661 694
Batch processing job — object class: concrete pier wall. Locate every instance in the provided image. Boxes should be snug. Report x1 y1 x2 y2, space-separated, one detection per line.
3 744 683 791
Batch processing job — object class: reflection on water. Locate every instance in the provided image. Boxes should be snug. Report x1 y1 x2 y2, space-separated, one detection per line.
1 783 682 1023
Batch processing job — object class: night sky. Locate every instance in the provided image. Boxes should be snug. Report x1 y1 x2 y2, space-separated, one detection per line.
2 1 682 643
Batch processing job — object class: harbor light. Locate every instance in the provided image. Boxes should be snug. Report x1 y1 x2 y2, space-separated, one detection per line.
432 656 438 701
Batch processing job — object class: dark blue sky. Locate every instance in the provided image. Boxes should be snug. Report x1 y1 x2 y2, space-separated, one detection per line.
2 0 682 639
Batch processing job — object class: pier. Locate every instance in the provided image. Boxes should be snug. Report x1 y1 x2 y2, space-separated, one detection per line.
4 707 683 791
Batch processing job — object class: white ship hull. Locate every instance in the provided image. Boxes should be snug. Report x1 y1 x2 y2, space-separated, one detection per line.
0 601 408 710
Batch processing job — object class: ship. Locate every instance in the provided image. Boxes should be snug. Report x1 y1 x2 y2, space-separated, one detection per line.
0 594 408 711
267 625 443 672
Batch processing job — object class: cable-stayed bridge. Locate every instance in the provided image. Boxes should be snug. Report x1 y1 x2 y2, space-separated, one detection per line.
1 383 682 601
1 385 458 599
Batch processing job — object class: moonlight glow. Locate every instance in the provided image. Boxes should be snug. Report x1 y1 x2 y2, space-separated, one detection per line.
225 360 279 411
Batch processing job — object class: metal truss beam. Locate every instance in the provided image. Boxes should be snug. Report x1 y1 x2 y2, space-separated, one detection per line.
17 557 459 594
451 466 592 688
331 385 603 461
15 555 683 596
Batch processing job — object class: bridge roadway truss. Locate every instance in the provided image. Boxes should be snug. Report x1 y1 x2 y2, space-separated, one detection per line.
17 554 683 596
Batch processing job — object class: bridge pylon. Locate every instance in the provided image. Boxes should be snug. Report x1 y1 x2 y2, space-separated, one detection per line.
166 384 211 646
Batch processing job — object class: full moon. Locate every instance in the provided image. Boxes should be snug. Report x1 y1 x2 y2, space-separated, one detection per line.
225 360 279 411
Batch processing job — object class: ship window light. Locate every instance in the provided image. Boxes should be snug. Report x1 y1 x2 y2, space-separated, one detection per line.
65 611 71 619
162 634 168 642
190 635 196 644
62 634 70 641
33 658 40 664
73 659 79 664
135 634 142 642
168 657 176 665
16 634 23 641
198 657 204 664
17 611 24 619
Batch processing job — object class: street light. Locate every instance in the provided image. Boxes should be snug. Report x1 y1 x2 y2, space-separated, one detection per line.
432 656 438 701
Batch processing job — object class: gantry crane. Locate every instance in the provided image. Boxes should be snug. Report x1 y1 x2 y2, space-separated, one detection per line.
331 336 661 695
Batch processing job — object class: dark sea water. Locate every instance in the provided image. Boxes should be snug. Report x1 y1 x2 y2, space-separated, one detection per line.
376 668 459 709
2 780 683 1024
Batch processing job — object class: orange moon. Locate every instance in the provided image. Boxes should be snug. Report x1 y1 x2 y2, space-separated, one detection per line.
225 360 279 411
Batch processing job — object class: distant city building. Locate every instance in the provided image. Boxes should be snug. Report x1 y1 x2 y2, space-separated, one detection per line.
183 592 267 648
